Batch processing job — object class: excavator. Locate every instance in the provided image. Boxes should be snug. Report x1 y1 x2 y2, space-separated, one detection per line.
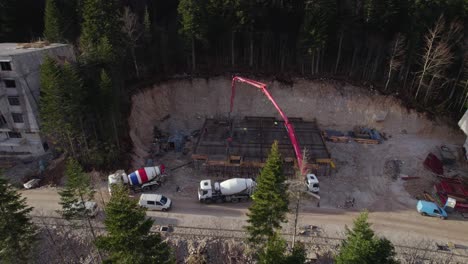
230 76 320 193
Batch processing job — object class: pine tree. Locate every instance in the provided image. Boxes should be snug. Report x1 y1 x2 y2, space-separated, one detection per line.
0 177 38 263
58 158 95 219
335 212 399 264
257 233 306 264
60 62 85 141
299 0 337 74
80 0 123 62
98 69 120 152
39 56 68 150
246 141 288 246
96 184 174 263
44 0 64 42
285 242 307 264
177 0 207 71
258 232 288 264
39 57 83 157
144 7 151 38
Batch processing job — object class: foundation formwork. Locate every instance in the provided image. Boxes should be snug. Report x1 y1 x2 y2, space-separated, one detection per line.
192 117 332 178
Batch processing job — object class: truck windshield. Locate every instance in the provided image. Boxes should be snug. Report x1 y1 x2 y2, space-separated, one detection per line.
160 196 168 205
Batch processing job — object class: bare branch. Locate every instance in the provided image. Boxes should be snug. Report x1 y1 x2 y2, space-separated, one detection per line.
415 15 459 104
385 33 406 91
121 7 142 43
121 7 143 78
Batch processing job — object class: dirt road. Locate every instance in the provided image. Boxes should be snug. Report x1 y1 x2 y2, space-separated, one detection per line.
21 188 468 249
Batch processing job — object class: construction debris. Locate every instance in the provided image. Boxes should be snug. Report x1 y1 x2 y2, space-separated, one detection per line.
439 145 456 165
419 149 468 213
423 191 436 203
349 126 384 144
353 138 380 144
324 127 386 144
435 177 468 212
299 225 322 236
423 153 444 175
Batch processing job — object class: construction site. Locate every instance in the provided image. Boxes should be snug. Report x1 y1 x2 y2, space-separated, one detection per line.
192 116 332 177
127 77 468 212
10 76 468 263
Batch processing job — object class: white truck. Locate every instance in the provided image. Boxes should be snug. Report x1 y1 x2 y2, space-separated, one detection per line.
108 165 166 194
305 173 320 193
198 178 256 203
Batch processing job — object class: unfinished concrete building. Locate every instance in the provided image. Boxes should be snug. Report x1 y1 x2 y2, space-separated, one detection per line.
0 42 75 158
192 116 332 177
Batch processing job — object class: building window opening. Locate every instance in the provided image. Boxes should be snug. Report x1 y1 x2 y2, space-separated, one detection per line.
0 115 6 127
8 96 20 106
4 79 16 88
0 61 12 71
11 113 23 123
8 131 22 138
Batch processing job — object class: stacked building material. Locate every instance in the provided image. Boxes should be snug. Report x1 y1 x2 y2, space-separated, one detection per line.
322 130 350 143
434 178 468 212
349 126 383 144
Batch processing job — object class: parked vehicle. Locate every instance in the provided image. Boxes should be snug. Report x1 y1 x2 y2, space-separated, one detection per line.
63 201 99 218
305 174 320 193
108 165 166 194
198 178 256 203
23 178 41 189
139 193 172 211
417 200 448 219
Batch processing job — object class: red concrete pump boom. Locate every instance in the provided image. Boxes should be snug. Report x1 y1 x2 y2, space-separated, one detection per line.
230 76 305 173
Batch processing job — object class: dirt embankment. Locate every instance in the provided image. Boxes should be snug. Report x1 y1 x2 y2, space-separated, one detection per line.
128 77 462 168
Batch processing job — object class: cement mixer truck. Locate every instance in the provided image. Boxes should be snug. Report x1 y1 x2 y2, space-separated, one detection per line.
198 178 256 203
108 165 166 194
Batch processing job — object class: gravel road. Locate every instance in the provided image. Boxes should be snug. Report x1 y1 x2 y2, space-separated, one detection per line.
21 188 468 252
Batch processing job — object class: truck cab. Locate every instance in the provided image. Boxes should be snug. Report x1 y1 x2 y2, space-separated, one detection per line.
108 170 126 194
198 180 213 201
306 174 320 193
139 193 172 212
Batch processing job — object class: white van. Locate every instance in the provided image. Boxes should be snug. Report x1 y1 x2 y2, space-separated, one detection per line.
139 194 172 211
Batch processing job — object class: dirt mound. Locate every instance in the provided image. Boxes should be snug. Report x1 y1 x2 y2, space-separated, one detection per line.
128 77 462 168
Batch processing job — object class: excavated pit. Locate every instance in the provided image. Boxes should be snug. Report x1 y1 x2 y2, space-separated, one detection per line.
128 76 465 211
129 77 460 168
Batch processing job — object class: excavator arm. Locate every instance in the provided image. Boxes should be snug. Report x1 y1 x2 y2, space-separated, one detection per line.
230 76 305 173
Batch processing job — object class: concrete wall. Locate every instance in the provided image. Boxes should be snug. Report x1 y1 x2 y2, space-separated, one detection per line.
0 44 75 157
458 110 468 136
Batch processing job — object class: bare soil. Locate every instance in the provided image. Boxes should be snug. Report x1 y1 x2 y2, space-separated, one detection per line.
128 77 464 212
129 77 461 168
319 135 460 211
